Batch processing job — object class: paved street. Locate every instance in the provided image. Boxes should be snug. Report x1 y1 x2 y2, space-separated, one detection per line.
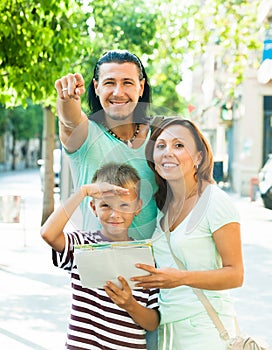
0 168 271 349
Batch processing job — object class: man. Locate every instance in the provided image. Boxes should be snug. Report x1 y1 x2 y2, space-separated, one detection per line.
54 50 157 240
55 50 159 349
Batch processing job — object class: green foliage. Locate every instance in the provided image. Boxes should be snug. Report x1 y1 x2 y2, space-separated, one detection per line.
0 105 8 135
3 101 43 140
192 0 262 99
145 0 262 110
87 0 158 55
0 0 263 115
0 0 89 107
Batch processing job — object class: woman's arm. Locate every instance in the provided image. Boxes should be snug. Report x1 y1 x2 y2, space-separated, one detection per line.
132 222 244 290
40 183 129 253
181 222 244 290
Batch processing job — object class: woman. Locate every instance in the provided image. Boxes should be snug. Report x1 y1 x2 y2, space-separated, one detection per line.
131 117 244 350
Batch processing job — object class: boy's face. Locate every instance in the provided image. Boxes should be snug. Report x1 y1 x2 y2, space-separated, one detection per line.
90 188 142 241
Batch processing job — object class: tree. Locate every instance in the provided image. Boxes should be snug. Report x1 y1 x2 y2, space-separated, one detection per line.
3 102 43 169
147 0 262 116
0 0 89 223
0 105 8 135
1 0 262 112
0 0 262 222
0 0 89 106
82 0 262 116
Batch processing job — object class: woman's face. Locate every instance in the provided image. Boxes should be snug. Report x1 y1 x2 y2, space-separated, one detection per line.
153 124 201 182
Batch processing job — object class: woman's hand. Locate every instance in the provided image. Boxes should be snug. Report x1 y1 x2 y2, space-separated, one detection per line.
131 263 187 289
55 73 85 100
132 222 244 291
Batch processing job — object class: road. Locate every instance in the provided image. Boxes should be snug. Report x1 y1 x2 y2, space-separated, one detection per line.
0 168 271 349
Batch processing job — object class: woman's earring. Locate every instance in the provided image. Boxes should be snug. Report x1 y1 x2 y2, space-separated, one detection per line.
194 164 199 172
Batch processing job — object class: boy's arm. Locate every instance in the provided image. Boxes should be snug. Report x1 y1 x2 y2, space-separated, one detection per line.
40 183 129 253
40 187 85 253
125 297 160 332
105 277 160 331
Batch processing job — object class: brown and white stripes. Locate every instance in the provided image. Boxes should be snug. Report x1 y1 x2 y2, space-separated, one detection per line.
52 230 159 350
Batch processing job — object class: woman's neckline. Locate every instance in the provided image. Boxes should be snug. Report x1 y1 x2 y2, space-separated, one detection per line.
164 183 213 232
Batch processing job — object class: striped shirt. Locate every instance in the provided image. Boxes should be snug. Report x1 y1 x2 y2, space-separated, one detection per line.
52 230 159 350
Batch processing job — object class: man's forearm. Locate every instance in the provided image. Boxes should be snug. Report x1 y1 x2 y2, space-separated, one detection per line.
56 97 87 128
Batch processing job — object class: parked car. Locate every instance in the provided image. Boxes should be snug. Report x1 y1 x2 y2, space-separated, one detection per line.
258 154 272 210
37 148 61 192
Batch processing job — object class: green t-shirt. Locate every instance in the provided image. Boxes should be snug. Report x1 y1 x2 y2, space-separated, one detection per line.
64 120 158 240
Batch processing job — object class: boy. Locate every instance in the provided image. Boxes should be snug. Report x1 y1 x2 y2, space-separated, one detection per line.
41 163 159 350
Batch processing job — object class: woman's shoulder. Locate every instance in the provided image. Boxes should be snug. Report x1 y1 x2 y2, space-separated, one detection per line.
207 183 236 202
199 183 237 211
193 183 238 215
203 184 240 222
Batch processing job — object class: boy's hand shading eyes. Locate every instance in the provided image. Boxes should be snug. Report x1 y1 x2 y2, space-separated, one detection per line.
81 183 129 199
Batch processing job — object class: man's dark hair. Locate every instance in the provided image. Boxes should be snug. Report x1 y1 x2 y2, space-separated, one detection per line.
87 50 151 124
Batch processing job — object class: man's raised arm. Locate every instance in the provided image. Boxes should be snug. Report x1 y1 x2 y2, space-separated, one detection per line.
55 72 88 153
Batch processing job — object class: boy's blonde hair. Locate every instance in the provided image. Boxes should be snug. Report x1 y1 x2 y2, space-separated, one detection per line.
92 163 141 197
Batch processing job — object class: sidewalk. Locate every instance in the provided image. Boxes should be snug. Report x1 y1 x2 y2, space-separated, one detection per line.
0 169 271 349
0 169 70 350
229 193 272 348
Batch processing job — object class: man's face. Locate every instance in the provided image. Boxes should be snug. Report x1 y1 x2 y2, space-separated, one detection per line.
93 62 145 124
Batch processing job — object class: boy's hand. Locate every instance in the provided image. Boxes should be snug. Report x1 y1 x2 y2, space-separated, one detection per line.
104 276 135 310
81 183 129 199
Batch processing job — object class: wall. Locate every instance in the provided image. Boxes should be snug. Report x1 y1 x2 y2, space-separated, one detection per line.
232 68 272 195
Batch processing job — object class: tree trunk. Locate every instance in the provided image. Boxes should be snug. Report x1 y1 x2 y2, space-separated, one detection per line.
41 106 55 225
11 130 16 170
24 140 29 168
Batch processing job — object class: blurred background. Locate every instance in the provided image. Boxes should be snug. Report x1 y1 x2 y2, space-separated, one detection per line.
1 0 272 220
1 0 272 219
1 1 272 349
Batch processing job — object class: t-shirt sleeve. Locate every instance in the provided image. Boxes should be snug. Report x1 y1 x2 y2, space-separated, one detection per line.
52 231 87 271
207 186 240 233
147 288 159 310
62 121 95 160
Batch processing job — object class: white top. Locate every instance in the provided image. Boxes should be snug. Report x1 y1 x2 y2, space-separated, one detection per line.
152 184 240 324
